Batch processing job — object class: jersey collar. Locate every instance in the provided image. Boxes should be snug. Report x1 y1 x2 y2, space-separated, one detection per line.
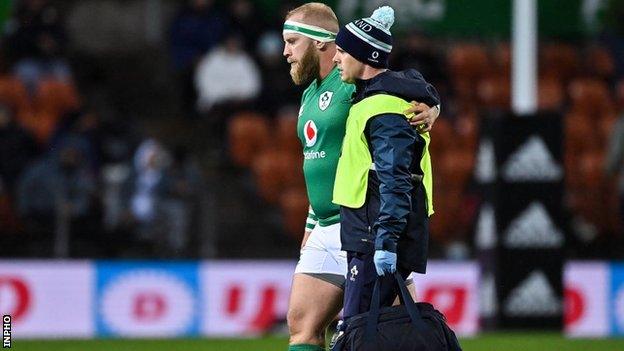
313 65 340 89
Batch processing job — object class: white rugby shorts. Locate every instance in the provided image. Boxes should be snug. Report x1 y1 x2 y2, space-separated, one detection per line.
294 222 347 277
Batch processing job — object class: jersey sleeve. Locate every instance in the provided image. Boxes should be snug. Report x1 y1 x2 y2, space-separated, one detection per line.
305 206 318 231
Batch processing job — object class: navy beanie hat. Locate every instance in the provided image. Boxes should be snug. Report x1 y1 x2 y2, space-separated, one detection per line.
335 6 395 68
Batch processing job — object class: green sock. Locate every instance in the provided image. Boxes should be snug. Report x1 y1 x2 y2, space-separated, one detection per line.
288 344 324 351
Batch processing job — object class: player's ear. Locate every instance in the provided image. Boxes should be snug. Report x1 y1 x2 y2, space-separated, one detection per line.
315 40 327 50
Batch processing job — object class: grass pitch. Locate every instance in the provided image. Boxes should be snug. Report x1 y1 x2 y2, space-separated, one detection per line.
15 333 624 350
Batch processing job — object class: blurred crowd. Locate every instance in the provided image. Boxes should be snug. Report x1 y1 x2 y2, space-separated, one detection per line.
1 0 624 259
0 0 205 258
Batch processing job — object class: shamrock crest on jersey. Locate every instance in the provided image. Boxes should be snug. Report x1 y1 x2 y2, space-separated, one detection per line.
319 91 333 111
304 120 318 147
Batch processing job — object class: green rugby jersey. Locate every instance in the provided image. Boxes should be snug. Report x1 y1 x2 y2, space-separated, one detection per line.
298 66 355 226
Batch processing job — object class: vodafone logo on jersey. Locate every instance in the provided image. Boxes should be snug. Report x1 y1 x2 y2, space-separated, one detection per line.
303 120 318 147
96 264 199 337
0 276 31 322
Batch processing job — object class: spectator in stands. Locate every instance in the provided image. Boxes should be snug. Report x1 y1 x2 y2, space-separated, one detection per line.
227 0 264 53
50 109 104 174
170 0 229 113
160 145 203 256
194 33 261 113
116 140 203 257
4 0 71 92
0 103 40 197
16 135 97 256
122 138 171 249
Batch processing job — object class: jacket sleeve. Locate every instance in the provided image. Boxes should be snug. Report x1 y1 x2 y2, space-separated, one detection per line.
369 113 417 252
414 79 440 109
400 70 441 108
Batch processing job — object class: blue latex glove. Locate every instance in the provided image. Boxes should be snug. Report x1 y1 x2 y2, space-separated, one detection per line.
374 250 397 276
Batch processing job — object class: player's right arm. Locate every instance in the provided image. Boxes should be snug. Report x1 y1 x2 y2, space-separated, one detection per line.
302 206 317 248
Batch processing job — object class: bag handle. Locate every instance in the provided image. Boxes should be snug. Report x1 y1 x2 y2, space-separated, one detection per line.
365 272 428 341
393 271 428 331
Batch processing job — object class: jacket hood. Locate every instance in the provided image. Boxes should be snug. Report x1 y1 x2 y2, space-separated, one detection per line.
355 69 440 107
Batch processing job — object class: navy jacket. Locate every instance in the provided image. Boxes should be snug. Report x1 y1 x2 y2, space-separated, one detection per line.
340 69 440 273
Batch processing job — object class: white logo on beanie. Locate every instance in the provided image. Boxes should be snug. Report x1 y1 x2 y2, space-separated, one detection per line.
355 20 373 32
372 51 379 59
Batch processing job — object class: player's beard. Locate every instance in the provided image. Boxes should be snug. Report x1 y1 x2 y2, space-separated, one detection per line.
290 43 320 85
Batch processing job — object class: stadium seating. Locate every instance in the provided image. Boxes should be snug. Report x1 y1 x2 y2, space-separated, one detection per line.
34 79 81 116
568 78 614 116
20 110 58 144
228 112 271 168
0 76 82 144
0 76 29 113
540 43 580 81
492 42 511 77
275 108 300 157
279 187 309 240
538 77 565 111
585 46 615 80
477 76 510 110
448 44 490 82
448 44 490 104
428 117 456 155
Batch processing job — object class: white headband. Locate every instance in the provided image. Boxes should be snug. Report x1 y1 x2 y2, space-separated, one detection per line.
283 20 337 42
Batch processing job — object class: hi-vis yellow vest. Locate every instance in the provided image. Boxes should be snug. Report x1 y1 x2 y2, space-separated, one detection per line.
333 94 434 216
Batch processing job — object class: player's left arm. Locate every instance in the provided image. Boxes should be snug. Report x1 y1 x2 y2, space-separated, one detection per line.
406 102 440 133
402 74 441 133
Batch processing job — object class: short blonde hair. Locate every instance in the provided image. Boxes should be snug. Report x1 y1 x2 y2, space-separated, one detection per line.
285 2 339 33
